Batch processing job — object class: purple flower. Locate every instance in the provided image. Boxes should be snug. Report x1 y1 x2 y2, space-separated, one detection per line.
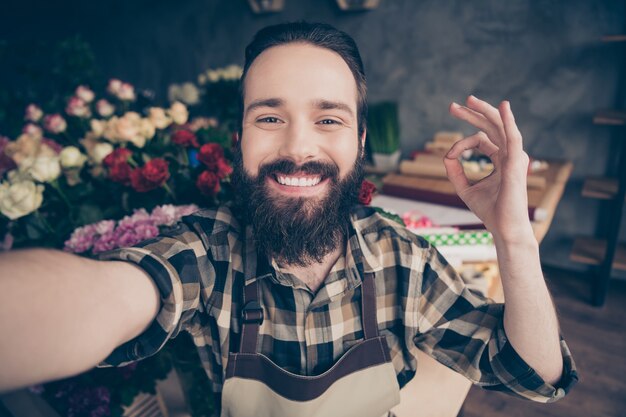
150 204 178 226
28 384 45 394
66 386 111 417
64 224 98 253
92 230 118 254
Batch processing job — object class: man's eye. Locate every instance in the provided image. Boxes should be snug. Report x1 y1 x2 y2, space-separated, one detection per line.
257 117 280 123
318 119 341 125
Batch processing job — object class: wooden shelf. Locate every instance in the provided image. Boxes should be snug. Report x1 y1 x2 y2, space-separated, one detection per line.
593 110 626 125
582 177 619 199
602 34 626 43
570 237 626 271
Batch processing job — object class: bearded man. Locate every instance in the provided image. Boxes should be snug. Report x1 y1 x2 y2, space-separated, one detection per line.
0 21 577 417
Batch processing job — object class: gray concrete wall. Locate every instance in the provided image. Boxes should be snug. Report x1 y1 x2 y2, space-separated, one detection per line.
3 0 626 277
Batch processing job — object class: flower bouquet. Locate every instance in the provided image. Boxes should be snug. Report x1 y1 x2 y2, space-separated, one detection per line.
0 75 239 416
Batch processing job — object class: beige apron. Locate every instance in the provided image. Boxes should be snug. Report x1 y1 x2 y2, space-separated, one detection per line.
220 265 401 417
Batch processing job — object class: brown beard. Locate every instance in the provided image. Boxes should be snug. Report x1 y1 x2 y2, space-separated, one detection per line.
231 149 364 267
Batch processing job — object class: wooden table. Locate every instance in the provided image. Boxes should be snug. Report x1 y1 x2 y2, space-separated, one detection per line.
388 160 573 417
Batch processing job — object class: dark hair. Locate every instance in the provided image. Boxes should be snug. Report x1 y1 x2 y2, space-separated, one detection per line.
238 21 368 137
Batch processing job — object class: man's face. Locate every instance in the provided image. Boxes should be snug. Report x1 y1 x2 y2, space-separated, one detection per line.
233 42 365 266
241 43 363 200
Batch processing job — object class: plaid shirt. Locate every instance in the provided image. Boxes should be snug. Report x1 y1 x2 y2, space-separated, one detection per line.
96 204 577 403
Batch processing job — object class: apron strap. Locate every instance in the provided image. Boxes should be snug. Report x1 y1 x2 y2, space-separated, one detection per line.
238 269 380 353
239 279 263 354
361 272 379 339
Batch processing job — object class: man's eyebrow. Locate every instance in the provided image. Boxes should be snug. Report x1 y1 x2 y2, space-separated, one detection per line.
244 98 284 115
244 97 355 119
312 99 355 118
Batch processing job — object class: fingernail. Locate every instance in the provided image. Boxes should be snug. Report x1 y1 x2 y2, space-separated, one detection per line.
451 102 460 108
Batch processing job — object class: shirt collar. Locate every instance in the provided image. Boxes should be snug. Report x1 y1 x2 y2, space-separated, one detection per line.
242 205 383 287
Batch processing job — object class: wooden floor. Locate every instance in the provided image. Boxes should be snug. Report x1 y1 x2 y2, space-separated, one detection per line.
463 267 626 417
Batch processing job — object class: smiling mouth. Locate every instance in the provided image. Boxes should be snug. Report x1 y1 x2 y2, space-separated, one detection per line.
274 174 323 187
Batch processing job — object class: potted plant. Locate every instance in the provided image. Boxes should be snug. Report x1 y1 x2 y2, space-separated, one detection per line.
366 101 401 172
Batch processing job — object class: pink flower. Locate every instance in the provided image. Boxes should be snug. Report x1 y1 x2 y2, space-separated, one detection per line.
117 83 136 101
43 114 67 134
24 104 43 122
22 123 43 138
96 99 115 117
108 79 135 101
41 138 63 154
0 136 17 176
75 85 95 103
150 204 178 226
174 204 198 218
64 224 98 253
92 230 118 254
65 97 91 118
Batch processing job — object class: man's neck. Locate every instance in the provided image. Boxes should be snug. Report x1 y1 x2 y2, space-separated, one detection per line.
277 239 345 294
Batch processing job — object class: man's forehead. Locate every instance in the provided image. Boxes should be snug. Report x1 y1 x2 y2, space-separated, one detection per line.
243 43 358 114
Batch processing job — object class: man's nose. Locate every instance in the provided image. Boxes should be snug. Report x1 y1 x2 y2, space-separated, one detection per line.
277 120 319 165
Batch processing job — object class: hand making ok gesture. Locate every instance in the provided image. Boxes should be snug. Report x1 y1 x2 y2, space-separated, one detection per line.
444 95 535 245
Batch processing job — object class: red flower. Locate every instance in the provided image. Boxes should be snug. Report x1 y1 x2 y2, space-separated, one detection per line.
358 179 376 205
197 143 224 170
215 158 233 179
108 162 132 185
171 129 199 148
130 158 170 192
196 170 221 196
103 148 132 167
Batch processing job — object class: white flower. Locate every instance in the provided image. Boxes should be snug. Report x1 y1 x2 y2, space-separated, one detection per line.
19 155 61 183
168 82 200 106
89 142 114 165
59 146 87 169
96 99 115 117
225 64 243 80
103 112 146 147
148 107 172 129
197 73 207 85
107 79 123 95
0 176 44 220
24 104 43 122
90 119 106 137
168 101 189 125
139 118 155 140
207 69 220 82
75 85 95 103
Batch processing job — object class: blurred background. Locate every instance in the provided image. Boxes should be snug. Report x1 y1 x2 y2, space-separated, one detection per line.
2 0 624 277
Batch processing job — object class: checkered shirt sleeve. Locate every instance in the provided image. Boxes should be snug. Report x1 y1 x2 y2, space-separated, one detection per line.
94 219 206 368
413 240 578 403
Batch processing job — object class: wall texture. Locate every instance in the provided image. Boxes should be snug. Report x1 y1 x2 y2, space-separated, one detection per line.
3 0 626 277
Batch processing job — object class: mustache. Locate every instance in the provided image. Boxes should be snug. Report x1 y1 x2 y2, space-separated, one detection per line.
257 159 340 182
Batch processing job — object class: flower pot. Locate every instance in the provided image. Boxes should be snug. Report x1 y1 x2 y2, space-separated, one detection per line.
372 150 401 172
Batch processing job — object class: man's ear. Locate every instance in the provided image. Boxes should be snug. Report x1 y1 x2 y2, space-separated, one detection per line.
359 128 367 157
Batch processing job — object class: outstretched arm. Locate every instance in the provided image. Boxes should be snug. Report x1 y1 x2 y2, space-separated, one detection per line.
0 249 160 393
444 96 563 385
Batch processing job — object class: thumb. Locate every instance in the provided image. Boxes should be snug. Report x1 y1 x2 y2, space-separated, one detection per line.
443 153 470 195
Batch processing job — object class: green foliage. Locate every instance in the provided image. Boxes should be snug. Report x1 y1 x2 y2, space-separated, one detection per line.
366 101 400 154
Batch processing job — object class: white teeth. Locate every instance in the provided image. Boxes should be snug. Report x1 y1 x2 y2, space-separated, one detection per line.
276 175 321 187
